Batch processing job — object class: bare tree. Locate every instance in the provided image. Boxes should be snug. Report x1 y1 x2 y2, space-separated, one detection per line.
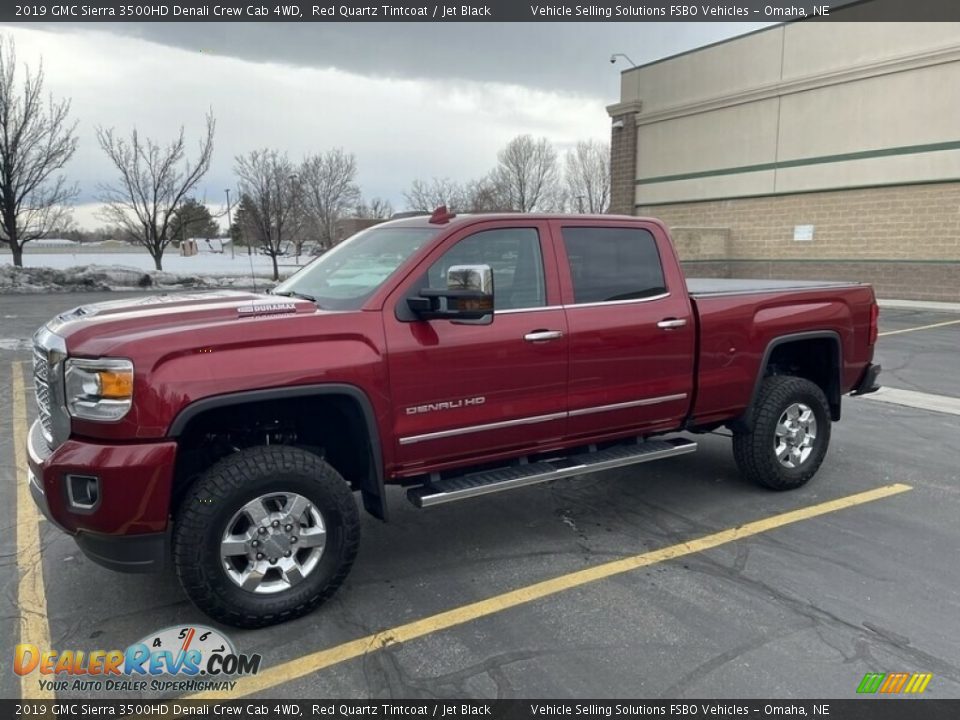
403 177 468 213
404 175 514 214
234 149 301 281
0 37 78 267
97 113 215 270
464 176 510 213
354 196 394 219
565 140 610 214
298 148 360 249
490 135 559 212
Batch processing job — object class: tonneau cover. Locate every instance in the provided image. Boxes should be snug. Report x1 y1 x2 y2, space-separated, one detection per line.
687 278 862 297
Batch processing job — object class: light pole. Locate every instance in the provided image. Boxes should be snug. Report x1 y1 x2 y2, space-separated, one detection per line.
225 188 235 259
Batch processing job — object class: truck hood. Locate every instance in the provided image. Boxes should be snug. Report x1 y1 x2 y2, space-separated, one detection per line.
45 290 319 356
37 289 387 440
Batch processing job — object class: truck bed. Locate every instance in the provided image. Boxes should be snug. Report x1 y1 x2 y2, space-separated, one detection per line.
687 278 863 297
686 278 877 428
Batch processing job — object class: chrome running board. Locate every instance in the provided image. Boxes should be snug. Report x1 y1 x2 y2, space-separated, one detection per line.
407 437 697 508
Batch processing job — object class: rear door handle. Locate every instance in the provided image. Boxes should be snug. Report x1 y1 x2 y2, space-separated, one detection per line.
524 330 564 342
657 318 687 329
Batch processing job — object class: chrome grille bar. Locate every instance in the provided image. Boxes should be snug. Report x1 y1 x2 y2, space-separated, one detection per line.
33 343 54 441
32 326 68 448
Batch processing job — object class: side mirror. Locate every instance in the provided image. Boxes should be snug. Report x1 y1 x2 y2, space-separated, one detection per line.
407 264 495 323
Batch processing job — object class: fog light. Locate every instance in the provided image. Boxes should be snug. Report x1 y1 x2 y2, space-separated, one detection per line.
66 474 99 511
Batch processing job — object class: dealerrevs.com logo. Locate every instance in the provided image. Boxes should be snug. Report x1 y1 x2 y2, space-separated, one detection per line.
14 625 261 694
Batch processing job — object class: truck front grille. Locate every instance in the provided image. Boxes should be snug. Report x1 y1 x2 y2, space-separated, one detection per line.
33 343 54 442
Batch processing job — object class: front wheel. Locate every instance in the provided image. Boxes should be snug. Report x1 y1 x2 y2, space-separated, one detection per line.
173 446 360 628
732 376 832 491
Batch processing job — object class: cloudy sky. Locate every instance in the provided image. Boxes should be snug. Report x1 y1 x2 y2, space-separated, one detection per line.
3 21 771 228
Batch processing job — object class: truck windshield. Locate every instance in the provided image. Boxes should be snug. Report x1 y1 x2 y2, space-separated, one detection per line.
273 226 439 310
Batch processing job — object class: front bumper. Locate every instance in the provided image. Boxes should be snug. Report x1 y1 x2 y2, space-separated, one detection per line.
851 362 882 396
26 419 176 573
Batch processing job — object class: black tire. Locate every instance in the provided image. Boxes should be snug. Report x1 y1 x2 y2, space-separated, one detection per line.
173 446 360 628
732 375 831 491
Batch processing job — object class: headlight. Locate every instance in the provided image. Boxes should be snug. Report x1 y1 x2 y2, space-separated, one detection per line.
64 358 134 421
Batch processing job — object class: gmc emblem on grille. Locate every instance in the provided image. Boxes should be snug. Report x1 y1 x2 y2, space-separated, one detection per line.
405 397 486 415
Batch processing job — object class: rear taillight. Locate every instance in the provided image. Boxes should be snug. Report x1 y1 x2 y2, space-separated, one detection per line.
868 302 879 346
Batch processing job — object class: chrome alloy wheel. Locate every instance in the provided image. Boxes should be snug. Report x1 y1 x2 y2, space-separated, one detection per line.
774 402 818 469
220 492 326 594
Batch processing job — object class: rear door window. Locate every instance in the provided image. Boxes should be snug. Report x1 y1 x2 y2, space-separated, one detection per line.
561 227 666 304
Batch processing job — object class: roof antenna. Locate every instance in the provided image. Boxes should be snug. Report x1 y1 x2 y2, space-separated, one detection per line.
429 205 456 224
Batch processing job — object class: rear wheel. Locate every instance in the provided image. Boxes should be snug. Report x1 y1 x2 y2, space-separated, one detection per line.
733 376 831 491
173 446 360 628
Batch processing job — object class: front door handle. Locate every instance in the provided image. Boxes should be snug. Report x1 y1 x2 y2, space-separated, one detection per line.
524 330 564 342
657 318 688 329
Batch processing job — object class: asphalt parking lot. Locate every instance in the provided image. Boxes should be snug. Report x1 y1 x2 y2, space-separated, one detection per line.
1 292 959 701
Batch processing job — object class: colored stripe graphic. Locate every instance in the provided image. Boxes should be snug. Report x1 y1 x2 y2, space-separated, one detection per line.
880 672 908 693
906 674 933 694
858 672 932 694
857 673 885 693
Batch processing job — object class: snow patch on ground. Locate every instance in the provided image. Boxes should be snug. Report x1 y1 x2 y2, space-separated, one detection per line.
0 264 283 294
0 251 303 275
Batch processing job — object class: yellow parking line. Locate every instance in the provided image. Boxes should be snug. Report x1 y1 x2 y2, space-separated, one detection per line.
188 482 912 700
879 318 960 337
13 361 54 701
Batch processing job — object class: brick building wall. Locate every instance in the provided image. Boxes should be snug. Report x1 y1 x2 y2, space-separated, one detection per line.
637 183 960 301
609 23 960 301
608 109 638 216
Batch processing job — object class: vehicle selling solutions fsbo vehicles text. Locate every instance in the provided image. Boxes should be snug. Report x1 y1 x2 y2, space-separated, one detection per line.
529 5 756 18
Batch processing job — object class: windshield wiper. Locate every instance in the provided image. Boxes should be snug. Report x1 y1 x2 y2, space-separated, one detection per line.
272 290 319 304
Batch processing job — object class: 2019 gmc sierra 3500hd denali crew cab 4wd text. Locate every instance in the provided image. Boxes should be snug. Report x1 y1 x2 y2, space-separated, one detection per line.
26 209 882 627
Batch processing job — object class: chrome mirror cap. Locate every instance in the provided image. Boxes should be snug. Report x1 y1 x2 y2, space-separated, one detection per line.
446 264 493 295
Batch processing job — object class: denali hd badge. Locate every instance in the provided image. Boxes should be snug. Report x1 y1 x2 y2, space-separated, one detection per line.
406 397 486 415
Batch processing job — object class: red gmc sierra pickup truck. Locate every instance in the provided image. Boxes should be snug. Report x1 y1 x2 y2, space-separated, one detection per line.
27 209 881 627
